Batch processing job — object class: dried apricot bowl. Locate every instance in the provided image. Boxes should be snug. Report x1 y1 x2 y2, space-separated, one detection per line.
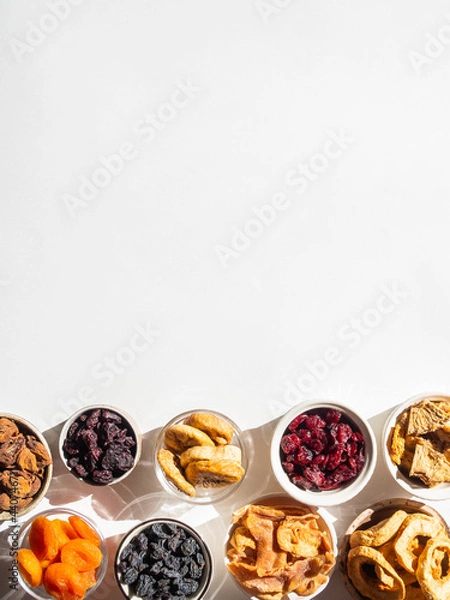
59 404 141 486
383 392 450 501
154 409 248 504
115 518 213 600
339 497 450 600
17 508 108 600
0 413 53 521
270 400 377 507
225 494 337 600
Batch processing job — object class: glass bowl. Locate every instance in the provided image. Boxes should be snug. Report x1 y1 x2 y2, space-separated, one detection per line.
154 409 248 504
59 404 141 486
115 517 213 600
0 413 53 521
270 400 377 507
17 508 108 600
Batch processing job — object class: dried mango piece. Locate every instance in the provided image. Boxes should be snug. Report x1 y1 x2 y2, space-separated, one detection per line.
29 516 60 563
17 548 43 587
44 562 87 600
60 539 102 572
68 515 101 547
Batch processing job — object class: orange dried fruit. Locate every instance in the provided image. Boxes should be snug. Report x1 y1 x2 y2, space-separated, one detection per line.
29 516 59 563
44 562 87 600
61 538 102 572
68 515 101 547
55 518 78 541
17 548 43 587
80 568 97 590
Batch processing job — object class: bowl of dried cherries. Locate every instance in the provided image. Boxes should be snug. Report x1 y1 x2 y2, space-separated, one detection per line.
270 401 377 507
115 518 213 600
59 405 141 486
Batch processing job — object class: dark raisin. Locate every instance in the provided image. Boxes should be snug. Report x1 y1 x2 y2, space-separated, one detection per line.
91 469 113 484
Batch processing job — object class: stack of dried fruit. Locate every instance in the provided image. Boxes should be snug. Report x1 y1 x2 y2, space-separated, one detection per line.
0 416 52 514
61 407 138 485
226 501 335 599
116 520 210 599
18 513 104 600
388 396 450 487
157 412 245 497
345 508 450 600
279 408 366 492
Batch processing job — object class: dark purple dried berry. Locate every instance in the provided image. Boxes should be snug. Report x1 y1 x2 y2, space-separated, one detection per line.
91 469 114 484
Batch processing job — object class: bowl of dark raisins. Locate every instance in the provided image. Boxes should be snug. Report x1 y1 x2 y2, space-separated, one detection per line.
270 401 377 507
115 518 213 600
59 405 142 486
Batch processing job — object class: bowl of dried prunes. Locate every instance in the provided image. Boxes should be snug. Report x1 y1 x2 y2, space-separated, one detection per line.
59 405 141 486
115 518 213 600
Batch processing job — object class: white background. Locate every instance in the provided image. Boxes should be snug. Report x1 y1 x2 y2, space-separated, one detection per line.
1 0 450 598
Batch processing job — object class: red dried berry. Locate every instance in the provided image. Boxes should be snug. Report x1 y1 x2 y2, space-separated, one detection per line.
280 434 300 454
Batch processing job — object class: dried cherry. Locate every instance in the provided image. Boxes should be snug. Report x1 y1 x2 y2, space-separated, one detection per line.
279 407 366 492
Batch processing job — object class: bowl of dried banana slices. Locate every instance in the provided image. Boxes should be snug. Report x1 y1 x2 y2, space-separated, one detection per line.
155 410 247 503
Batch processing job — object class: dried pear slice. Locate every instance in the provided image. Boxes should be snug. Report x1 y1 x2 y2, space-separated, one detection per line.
185 459 244 487
157 448 196 497
183 413 234 445
179 444 241 468
416 537 450 600
163 424 215 454
347 545 405 600
393 513 445 573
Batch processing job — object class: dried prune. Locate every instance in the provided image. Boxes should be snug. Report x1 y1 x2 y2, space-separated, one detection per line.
279 407 366 492
62 408 137 485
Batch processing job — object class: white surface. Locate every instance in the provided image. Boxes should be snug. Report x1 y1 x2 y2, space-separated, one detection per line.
1 0 450 598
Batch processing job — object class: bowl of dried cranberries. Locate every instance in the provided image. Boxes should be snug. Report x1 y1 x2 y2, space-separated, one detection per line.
115 518 213 600
59 405 141 486
270 401 377 507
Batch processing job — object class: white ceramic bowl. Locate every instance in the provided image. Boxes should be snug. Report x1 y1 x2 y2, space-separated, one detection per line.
0 413 53 521
59 404 141 486
154 409 248 504
18 508 108 600
383 392 450 501
339 497 450 600
270 400 377 507
115 518 213 600
225 493 337 600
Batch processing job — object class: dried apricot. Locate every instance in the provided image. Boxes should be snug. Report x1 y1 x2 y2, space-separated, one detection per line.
44 562 87 600
61 538 102 572
68 515 101 547
29 516 59 563
17 548 43 587
79 569 97 590
54 518 78 541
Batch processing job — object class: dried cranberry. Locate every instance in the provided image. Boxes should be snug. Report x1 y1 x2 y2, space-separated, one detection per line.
305 414 326 430
325 409 341 424
280 433 300 454
294 446 313 465
287 414 308 431
291 473 314 490
303 466 326 487
336 423 353 444
308 438 325 454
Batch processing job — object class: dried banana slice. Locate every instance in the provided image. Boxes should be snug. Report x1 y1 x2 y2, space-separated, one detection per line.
416 537 450 600
163 424 215 454
350 510 408 548
183 413 234 445
393 513 445 573
185 459 244 487
347 545 405 600
179 444 241 468
157 448 196 497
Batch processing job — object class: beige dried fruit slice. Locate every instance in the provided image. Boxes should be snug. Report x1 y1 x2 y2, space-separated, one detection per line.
157 448 196 497
349 510 408 548
416 537 450 600
163 424 215 454
393 513 445 573
179 444 241 468
347 545 405 600
183 413 234 445
185 459 244 487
